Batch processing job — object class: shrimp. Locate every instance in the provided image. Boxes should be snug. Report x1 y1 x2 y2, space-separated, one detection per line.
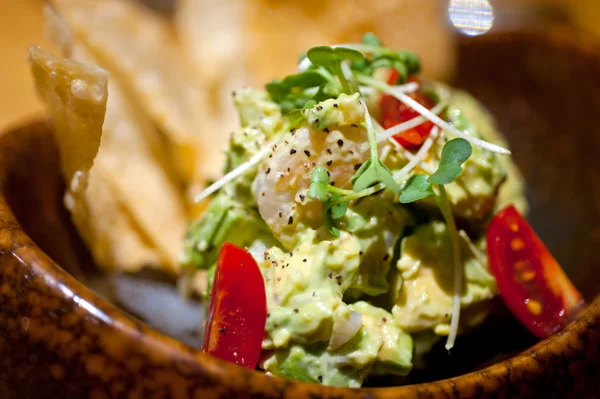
253 124 370 248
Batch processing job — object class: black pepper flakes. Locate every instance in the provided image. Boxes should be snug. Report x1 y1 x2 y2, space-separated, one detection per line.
359 251 364 256
290 148 297 155
337 139 344 147
265 168 271 175
326 148 332 155
383 254 390 261
299 194 305 201
219 327 227 335
351 123 358 128
318 376 323 383
327 160 333 166
328 272 333 278
293 308 299 313
354 163 362 171
267 313 270 318
335 274 342 280
303 258 307 262
323 128 330 133
314 118 320 123
278 211 283 218
333 103 338 108
304 149 311 157
288 216 294 225
382 317 387 323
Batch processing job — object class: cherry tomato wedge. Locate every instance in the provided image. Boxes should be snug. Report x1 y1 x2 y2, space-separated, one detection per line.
380 70 435 149
487 205 584 338
203 243 267 368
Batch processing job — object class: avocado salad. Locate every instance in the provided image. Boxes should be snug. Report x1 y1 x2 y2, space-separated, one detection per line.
179 34 582 388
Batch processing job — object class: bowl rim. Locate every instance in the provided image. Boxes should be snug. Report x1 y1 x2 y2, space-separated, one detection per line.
0 119 598 398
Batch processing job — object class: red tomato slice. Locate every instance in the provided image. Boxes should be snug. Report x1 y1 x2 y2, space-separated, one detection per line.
203 243 267 368
380 70 435 149
487 205 584 338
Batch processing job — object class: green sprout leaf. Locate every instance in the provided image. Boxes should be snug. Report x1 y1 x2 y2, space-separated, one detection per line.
307 166 347 236
397 50 421 75
362 32 382 47
399 174 434 203
351 159 400 193
310 165 329 184
328 194 348 219
282 71 328 89
308 182 328 202
307 46 365 66
324 209 340 237
429 138 472 185
266 80 290 102
307 46 364 94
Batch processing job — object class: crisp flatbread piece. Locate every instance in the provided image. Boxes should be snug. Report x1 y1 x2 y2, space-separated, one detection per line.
34 5 190 273
50 0 209 188
28 45 162 271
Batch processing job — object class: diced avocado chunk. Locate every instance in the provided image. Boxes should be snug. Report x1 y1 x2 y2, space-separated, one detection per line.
261 229 362 348
181 192 279 270
263 327 381 388
226 88 284 171
234 87 284 130
222 89 285 206
342 195 413 297
448 89 528 215
391 221 496 334
350 301 413 376
304 93 364 130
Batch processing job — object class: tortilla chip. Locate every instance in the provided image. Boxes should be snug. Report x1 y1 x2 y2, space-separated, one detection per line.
27 45 161 271
49 0 209 189
34 6 189 274
27 45 106 188
85 165 162 271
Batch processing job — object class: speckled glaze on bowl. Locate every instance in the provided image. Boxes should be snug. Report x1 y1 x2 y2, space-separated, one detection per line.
0 30 599 398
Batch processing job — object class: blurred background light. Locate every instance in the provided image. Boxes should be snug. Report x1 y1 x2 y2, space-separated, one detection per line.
448 0 494 36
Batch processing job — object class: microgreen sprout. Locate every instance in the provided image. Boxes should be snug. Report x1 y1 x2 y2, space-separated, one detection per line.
399 137 473 351
351 100 399 193
307 166 351 236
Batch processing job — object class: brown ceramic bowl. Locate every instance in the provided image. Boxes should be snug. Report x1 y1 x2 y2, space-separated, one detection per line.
1 29 600 398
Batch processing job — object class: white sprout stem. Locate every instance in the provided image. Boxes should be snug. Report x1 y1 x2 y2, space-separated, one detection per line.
193 137 279 203
359 81 418 96
374 100 447 144
360 99 379 160
388 138 436 174
392 126 439 181
371 118 436 174
437 184 462 351
357 75 511 155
